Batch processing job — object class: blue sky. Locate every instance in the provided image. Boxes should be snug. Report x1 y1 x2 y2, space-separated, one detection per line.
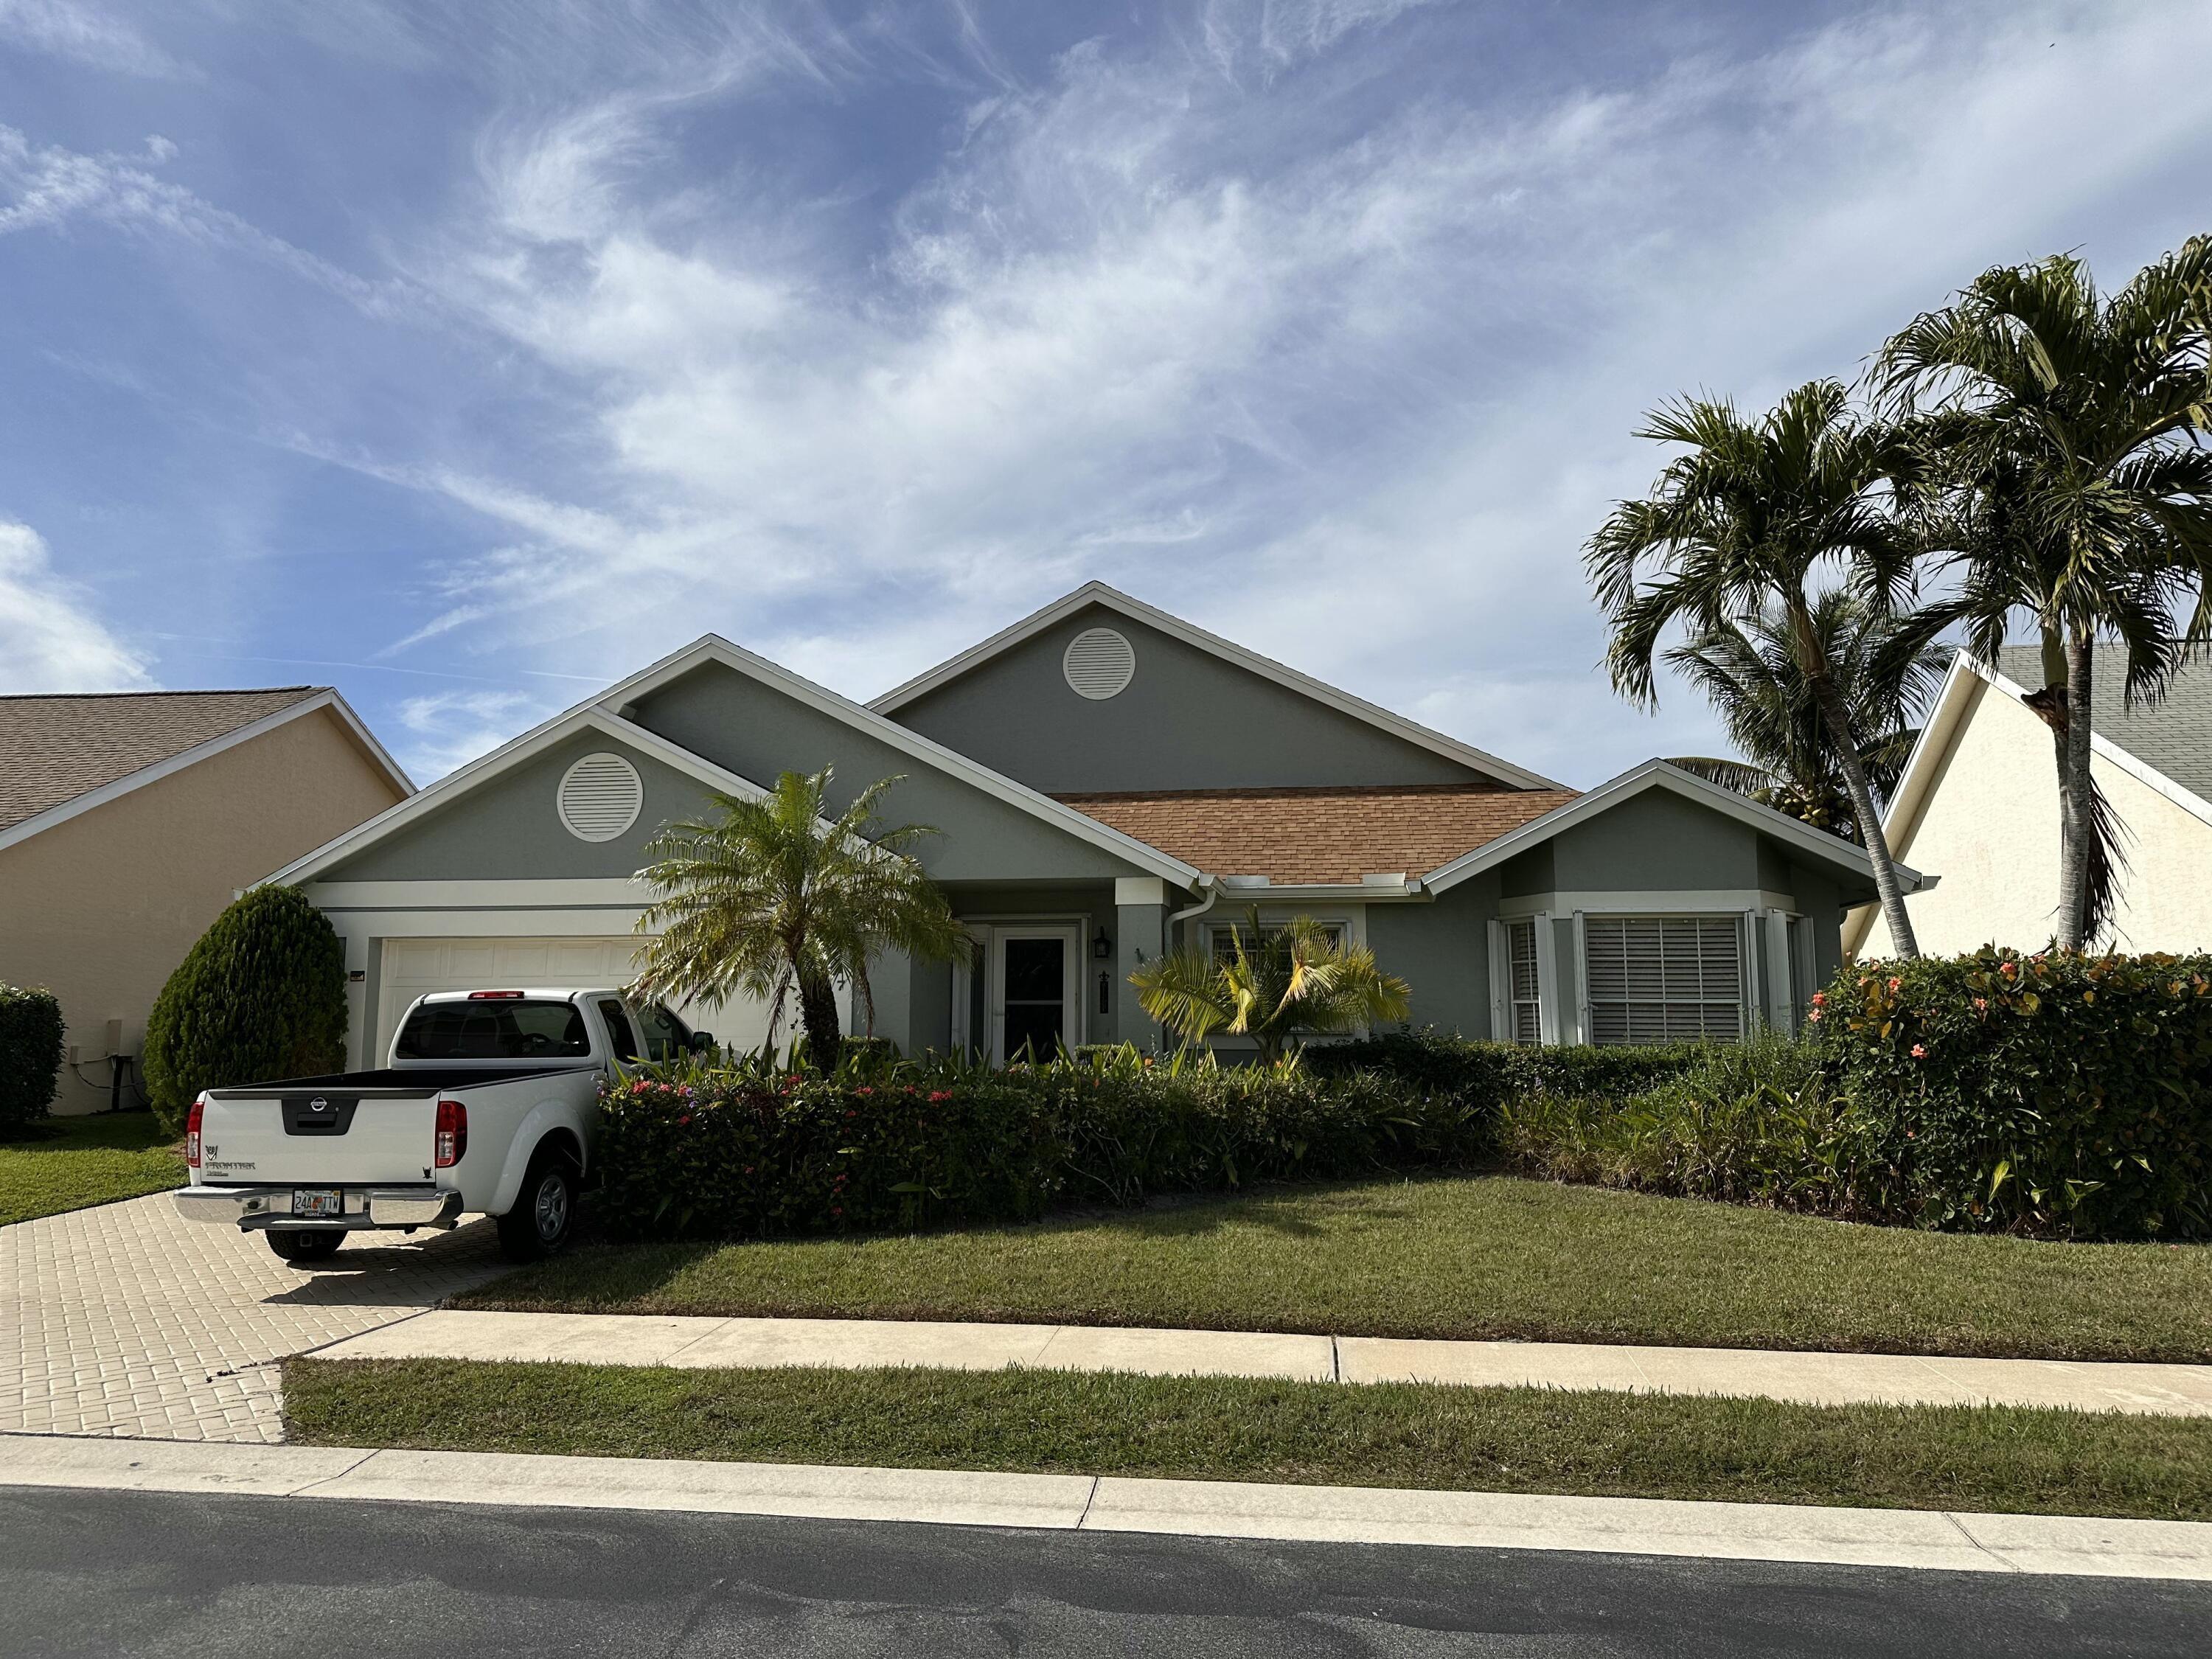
3 0 2208 788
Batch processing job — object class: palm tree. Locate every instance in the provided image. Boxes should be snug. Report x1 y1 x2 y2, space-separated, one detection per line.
1586 380 1926 955
1129 910 1411 1065
1876 241 2212 950
1663 591 1948 844
630 768 971 1069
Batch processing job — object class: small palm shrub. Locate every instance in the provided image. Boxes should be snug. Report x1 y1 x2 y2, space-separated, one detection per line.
143 886 348 1130
0 983 66 1135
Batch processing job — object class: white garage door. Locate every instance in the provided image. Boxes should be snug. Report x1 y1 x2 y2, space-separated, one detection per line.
374 937 780 1065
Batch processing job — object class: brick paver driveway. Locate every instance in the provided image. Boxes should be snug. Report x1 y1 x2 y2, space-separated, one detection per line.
1 1193 508 1444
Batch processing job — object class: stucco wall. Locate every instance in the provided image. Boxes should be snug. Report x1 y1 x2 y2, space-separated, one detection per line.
1851 676 2212 958
886 603 1492 792
0 709 407 1115
319 731 714 883
633 663 1148 882
1366 877 1495 1037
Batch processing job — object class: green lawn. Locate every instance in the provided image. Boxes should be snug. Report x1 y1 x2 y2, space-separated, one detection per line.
464 1173 2212 1362
0 1113 184 1227
285 1356 2212 1521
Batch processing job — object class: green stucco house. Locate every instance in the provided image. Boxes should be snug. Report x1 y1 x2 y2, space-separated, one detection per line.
267 584 1925 1065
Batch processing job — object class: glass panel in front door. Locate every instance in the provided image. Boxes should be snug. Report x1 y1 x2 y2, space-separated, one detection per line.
1002 937 1066 1060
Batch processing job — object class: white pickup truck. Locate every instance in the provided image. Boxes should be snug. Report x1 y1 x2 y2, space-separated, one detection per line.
173 988 709 1265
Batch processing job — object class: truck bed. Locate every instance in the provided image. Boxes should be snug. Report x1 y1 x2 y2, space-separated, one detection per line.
206 1064 598 1096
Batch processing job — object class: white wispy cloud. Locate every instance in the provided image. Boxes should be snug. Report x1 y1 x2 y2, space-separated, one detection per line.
391 687 551 781
5 1 2208 785
0 0 188 78
340 0 2212 782
0 125 422 319
0 519 150 692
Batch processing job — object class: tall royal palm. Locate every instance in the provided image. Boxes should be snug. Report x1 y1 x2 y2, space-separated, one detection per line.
1587 380 1924 955
630 768 971 1069
1877 242 2212 949
1664 591 1948 844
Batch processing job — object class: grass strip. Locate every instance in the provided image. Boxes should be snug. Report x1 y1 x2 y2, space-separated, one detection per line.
285 1356 2212 1522
0 1113 184 1227
461 1172 2212 1362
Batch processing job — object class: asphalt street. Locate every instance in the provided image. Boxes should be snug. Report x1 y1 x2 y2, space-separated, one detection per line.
4 1483 2208 1658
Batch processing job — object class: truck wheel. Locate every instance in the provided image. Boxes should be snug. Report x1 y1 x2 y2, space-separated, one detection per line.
497 1146 577 1263
267 1229 345 1265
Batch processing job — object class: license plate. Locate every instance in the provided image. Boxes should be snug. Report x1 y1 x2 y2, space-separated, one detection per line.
292 1188 344 1219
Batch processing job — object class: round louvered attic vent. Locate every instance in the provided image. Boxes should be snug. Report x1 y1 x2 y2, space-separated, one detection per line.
557 752 644 842
1062 627 1135 700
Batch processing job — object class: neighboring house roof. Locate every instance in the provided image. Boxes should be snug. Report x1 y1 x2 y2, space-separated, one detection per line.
869 581 1566 791
1057 784 1582 885
1420 759 1925 896
1994 646 2212 805
0 687 411 855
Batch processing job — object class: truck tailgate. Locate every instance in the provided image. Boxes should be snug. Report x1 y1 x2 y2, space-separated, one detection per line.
198 1086 439 1186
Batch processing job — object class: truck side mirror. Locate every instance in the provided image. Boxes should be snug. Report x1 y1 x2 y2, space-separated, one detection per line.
689 1030 717 1052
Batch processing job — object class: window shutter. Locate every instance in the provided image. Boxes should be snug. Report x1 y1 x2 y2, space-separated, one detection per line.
1582 915 1745 1045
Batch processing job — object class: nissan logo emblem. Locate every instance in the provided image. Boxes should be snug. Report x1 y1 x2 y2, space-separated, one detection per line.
310 1097 330 1113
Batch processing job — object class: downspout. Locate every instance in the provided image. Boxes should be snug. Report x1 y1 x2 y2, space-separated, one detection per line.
1166 877 1221 950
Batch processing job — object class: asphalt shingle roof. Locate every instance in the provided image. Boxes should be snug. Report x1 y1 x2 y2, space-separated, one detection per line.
1994 647 2212 804
0 688 322 835
1054 784 1582 884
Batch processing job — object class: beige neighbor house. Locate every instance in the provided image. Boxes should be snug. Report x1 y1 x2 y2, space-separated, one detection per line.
1846 648 2212 960
0 689 411 1115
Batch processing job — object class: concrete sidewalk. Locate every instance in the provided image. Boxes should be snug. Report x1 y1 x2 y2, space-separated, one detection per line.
7 1430 2212 1580
313 1308 2212 1416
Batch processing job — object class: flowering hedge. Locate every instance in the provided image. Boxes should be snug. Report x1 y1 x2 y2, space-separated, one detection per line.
591 1051 1484 1240
1819 949 2212 1239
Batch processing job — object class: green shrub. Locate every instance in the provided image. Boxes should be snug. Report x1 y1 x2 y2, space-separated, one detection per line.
590 1046 1482 1240
0 983 65 1134
1820 949 2212 1239
1307 1027 1711 1152
1496 1033 1866 1211
142 886 348 1130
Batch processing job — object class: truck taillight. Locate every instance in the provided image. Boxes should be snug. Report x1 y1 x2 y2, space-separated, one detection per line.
185 1095 204 1169
434 1099 467 1168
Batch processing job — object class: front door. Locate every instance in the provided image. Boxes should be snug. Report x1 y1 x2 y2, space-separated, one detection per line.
994 927 1078 1062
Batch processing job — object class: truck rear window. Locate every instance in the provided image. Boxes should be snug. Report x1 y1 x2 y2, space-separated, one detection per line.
394 1000 591 1060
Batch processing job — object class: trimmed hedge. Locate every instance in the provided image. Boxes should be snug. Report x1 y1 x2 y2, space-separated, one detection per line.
0 983 65 1134
591 1050 1486 1240
1820 949 2212 1239
144 886 349 1130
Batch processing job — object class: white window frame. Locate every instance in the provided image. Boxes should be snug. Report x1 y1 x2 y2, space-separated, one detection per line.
1488 912 1556 1044
1579 911 1750 1047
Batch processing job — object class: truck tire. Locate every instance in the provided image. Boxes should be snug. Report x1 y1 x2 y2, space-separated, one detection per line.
266 1229 346 1265
497 1144 577 1263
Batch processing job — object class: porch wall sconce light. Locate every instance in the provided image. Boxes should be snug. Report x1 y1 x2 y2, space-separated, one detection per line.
1092 927 1112 960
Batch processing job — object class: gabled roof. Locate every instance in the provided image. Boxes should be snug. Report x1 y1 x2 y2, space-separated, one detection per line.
1058 784 1581 886
1877 653 2212 873
265 706 777 887
0 688 411 856
1994 645 2212 810
1419 759 1924 894
868 581 1565 791
269 637 1207 891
